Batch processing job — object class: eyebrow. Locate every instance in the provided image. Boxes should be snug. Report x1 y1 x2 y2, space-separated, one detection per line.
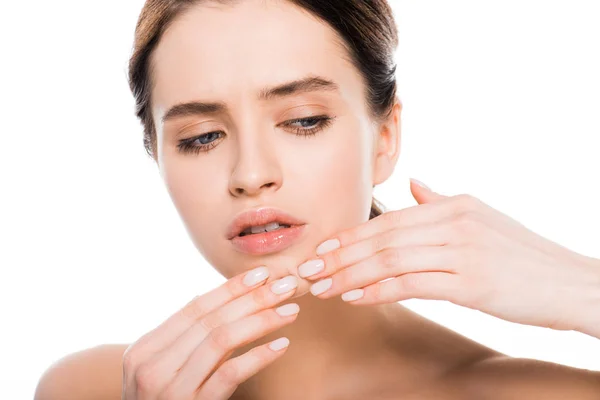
160 75 340 124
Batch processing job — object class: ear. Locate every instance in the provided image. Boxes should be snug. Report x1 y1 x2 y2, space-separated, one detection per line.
372 98 402 186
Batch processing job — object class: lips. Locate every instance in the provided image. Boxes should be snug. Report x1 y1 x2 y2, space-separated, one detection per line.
226 207 306 240
226 207 307 256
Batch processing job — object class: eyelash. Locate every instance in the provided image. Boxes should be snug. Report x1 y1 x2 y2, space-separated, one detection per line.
176 115 335 155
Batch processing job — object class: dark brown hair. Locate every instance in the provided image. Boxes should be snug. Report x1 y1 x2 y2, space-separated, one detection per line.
128 0 398 220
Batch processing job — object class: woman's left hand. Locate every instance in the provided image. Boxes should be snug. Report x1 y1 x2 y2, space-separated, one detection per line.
298 178 600 333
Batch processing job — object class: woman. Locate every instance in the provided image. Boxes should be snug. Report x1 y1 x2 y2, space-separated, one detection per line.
36 0 600 399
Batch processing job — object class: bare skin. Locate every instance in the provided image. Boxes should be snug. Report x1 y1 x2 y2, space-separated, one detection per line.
34 1 600 399
35 302 600 400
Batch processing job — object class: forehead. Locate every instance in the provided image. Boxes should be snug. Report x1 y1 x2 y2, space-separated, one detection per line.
150 0 362 119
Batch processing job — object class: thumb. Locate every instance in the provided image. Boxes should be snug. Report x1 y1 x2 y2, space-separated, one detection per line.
409 178 447 204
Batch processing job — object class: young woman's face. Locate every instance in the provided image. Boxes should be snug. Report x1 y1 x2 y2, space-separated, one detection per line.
150 0 393 298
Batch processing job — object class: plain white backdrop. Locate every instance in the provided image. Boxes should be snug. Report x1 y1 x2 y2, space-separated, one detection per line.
1 0 599 398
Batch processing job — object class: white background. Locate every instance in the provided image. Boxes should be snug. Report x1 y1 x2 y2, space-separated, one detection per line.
1 1 599 398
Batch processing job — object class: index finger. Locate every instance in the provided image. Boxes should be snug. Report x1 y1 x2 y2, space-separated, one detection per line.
131 266 270 357
315 196 470 256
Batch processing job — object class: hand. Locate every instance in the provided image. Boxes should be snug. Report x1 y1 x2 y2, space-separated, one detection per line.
298 178 599 332
121 269 300 400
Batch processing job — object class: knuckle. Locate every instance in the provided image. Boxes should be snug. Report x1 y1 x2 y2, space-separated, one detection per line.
121 345 139 373
199 312 221 333
397 274 421 295
224 277 241 299
334 270 350 289
254 344 275 366
327 248 344 271
371 233 388 253
382 209 403 227
208 327 231 352
261 310 279 326
180 295 205 320
370 280 382 301
135 363 161 394
251 286 271 307
337 230 355 247
454 194 481 211
214 359 240 386
250 309 274 329
380 247 401 269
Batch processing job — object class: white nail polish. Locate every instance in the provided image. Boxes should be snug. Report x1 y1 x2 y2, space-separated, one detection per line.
269 337 290 351
270 276 298 294
311 278 333 296
341 289 364 302
298 259 325 278
275 303 300 316
243 266 269 287
411 178 430 190
316 239 340 256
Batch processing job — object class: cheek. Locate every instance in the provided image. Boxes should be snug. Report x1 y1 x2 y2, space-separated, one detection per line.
161 158 230 264
300 125 374 232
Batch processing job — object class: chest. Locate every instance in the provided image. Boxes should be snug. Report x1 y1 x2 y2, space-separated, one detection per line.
231 379 468 400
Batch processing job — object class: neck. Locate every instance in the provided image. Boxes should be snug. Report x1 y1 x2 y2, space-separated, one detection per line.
232 292 408 399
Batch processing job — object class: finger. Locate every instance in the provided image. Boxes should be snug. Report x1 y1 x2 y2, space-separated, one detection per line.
311 246 458 299
302 222 453 281
350 271 459 305
205 276 299 331
316 194 489 257
195 337 290 400
140 276 298 390
165 305 300 396
122 266 270 388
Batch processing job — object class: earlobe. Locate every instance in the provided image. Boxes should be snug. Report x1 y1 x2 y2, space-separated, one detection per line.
372 100 402 186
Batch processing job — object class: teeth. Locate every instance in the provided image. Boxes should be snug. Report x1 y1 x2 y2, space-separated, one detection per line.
241 222 291 236
252 222 281 234
266 222 282 230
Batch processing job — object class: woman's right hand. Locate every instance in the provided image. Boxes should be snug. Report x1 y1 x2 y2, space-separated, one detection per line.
121 267 300 400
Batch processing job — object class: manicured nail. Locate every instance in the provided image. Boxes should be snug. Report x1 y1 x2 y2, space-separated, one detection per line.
270 275 298 294
298 259 325 278
316 238 340 256
243 266 269 287
275 303 300 316
310 278 333 296
410 178 430 190
341 289 364 302
269 337 290 351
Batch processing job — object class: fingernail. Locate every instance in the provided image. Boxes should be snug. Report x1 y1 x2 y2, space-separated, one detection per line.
310 278 333 296
243 266 269 287
410 178 430 190
275 303 300 316
341 289 364 302
269 337 290 351
316 238 340 256
270 275 298 294
298 259 325 278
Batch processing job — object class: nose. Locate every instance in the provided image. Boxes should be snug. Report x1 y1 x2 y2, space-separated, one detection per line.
228 131 283 198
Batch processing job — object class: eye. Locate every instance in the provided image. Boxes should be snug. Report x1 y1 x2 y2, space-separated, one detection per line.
176 131 224 155
176 115 335 155
281 115 335 137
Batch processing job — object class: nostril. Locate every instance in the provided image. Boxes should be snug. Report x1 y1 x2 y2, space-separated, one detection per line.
233 181 276 195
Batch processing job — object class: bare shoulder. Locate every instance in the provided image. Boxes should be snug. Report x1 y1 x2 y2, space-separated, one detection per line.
445 355 600 399
35 343 129 400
